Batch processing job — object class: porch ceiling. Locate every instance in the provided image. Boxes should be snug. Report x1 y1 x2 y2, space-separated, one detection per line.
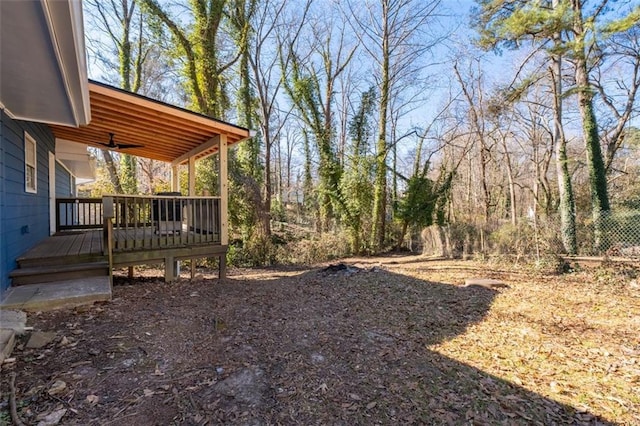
48 81 250 164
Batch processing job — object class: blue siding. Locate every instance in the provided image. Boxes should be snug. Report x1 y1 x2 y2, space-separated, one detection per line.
0 110 55 297
0 111 4 299
55 162 73 197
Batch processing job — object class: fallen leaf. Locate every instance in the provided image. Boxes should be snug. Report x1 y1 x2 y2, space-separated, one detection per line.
153 365 165 376
48 380 67 396
315 383 328 393
86 394 99 405
36 408 67 426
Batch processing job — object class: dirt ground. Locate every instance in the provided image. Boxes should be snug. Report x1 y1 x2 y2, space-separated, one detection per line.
1 256 639 425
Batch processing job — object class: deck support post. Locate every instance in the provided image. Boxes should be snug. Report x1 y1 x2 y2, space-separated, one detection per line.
165 256 178 282
171 165 179 192
103 197 115 290
218 135 228 280
218 135 228 246
188 156 196 196
219 253 226 279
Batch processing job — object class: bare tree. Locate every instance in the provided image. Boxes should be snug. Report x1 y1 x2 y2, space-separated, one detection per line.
594 27 640 173
85 0 153 194
281 4 357 232
347 0 444 250
453 59 495 224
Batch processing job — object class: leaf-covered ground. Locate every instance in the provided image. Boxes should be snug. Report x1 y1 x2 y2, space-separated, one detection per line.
1 256 638 425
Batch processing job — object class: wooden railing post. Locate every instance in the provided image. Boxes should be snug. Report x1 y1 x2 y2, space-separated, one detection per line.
103 196 115 290
103 197 114 254
55 199 61 233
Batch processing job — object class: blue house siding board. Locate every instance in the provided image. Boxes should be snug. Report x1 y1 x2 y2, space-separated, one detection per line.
0 111 4 300
55 162 72 197
0 111 55 296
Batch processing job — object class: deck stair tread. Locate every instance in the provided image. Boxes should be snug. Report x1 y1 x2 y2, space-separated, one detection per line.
10 261 109 277
10 261 109 286
17 254 107 268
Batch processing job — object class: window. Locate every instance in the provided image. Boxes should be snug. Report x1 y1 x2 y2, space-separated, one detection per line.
25 132 37 193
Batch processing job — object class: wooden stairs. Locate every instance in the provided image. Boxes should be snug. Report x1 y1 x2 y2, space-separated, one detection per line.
0 232 112 311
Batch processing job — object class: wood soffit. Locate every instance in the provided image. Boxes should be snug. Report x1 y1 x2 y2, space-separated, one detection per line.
48 81 250 164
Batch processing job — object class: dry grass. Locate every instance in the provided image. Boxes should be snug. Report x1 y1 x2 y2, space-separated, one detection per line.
383 258 640 424
1 257 638 425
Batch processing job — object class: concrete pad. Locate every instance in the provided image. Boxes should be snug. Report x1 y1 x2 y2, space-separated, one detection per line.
0 329 16 363
0 309 27 334
26 331 57 349
0 276 111 312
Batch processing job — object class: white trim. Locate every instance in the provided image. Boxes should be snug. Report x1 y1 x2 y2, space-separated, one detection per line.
40 0 91 126
0 103 16 120
49 152 56 235
55 157 73 176
24 132 37 194
69 0 91 123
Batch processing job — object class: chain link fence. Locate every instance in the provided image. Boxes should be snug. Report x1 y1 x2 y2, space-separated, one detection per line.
575 209 640 258
417 208 640 261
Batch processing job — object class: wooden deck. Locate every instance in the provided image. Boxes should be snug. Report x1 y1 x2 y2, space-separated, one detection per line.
15 227 226 282
17 230 104 265
10 194 228 290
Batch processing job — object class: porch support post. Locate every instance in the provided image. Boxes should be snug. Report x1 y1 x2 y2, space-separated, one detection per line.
171 165 179 192
188 156 196 196
218 134 228 246
218 134 228 279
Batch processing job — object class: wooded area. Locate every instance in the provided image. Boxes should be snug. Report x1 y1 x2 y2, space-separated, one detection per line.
81 0 640 264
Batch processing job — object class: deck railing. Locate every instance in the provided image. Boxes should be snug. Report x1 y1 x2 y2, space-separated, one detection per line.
56 198 104 232
103 195 221 252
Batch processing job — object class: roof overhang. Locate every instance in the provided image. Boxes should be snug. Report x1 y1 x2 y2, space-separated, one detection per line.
49 81 251 164
56 139 96 180
0 0 90 126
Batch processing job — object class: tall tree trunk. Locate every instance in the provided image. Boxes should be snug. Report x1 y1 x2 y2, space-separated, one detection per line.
572 1 610 251
503 145 517 226
371 0 390 251
262 127 272 236
479 142 490 223
550 19 577 253
102 150 124 194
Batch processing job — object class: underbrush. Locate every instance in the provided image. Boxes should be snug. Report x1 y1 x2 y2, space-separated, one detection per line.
227 225 352 267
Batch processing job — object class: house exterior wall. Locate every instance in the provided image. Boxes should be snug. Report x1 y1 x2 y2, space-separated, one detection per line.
0 110 4 298
0 110 55 296
55 161 73 197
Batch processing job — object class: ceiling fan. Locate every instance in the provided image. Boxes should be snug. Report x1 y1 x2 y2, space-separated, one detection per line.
97 133 144 150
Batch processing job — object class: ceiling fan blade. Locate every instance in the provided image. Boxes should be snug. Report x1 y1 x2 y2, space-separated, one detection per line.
116 143 145 149
93 133 144 150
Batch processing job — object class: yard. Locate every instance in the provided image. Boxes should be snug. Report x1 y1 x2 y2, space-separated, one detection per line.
1 256 638 425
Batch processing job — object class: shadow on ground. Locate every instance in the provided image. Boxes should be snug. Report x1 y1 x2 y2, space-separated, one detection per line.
2 267 612 425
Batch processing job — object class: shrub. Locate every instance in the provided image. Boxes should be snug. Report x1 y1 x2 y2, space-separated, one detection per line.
277 233 351 265
489 222 537 256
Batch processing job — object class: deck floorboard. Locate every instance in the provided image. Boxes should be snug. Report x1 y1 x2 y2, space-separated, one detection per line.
18 231 104 262
18 227 221 265
67 233 85 256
